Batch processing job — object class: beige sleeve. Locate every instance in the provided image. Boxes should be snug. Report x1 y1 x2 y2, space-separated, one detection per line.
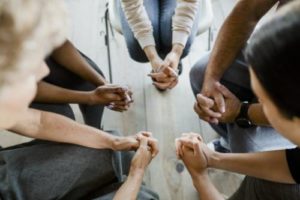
173 0 199 47
121 0 155 49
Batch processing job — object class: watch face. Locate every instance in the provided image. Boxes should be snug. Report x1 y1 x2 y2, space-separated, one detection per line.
236 118 252 128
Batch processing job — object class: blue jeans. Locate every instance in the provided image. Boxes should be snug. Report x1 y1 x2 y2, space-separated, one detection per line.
117 0 200 62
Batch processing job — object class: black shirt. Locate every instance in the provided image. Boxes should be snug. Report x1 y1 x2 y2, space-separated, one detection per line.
286 147 300 183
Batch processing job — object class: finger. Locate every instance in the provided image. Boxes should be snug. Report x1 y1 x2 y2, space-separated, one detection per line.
148 138 159 157
141 132 152 137
194 103 214 122
153 81 172 90
215 82 235 99
163 67 178 77
201 106 222 118
168 79 178 89
148 72 168 79
107 105 125 112
213 89 226 113
175 138 183 159
177 138 195 149
196 94 215 108
139 136 148 149
152 76 177 83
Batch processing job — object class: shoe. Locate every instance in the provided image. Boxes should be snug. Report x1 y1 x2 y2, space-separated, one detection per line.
207 138 230 153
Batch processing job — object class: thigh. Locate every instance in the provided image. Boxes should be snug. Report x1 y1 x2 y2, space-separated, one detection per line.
189 52 254 101
0 142 117 200
228 124 295 153
229 176 300 200
159 0 177 56
117 0 160 62
30 102 75 120
44 51 103 91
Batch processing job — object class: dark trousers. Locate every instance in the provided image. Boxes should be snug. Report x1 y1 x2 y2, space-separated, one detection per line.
31 52 104 129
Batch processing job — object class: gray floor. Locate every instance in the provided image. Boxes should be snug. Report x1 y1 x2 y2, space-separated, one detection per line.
0 0 245 199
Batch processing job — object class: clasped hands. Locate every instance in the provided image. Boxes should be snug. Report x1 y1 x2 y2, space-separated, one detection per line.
89 84 134 112
117 131 212 179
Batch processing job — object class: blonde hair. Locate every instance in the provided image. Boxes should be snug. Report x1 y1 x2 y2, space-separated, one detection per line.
0 0 68 84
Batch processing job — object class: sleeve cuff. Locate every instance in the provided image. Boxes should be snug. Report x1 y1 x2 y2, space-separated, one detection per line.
172 31 189 47
138 36 156 49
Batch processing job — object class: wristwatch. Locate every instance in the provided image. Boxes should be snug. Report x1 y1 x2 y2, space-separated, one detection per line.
235 101 253 128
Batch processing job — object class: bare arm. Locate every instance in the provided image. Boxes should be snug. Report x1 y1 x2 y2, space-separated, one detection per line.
50 40 108 86
10 109 138 150
34 81 92 104
248 103 270 126
204 0 278 81
210 150 295 184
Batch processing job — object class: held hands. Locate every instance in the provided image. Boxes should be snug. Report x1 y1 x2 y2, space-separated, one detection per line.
195 82 241 124
112 131 159 157
129 135 159 174
148 45 183 90
89 84 134 112
175 132 213 177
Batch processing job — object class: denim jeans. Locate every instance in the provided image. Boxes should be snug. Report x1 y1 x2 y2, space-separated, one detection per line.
117 0 200 62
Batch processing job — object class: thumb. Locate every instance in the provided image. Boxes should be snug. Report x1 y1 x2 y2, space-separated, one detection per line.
163 66 178 77
139 136 148 149
215 82 235 99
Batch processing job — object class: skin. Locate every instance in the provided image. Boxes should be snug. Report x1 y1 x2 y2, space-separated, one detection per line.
34 40 133 112
114 135 157 200
175 69 300 199
194 0 278 124
145 43 184 90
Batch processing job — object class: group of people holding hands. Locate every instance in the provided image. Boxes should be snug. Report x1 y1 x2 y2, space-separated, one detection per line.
0 0 300 199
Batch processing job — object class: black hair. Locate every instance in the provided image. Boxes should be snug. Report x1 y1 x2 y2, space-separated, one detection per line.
245 1 300 119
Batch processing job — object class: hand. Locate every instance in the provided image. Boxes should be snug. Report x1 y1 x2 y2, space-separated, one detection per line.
90 84 133 112
148 66 179 90
216 83 241 123
197 76 226 123
112 132 159 157
129 136 157 174
175 133 213 177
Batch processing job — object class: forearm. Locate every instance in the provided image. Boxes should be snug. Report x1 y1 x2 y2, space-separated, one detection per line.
114 170 144 200
51 40 107 86
210 150 295 184
11 109 116 149
192 173 224 200
34 81 92 104
248 103 270 126
204 0 276 81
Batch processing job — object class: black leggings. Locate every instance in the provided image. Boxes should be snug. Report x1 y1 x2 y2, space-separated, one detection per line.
31 51 105 129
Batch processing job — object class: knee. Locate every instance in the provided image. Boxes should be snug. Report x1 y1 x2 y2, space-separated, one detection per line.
124 36 149 63
189 57 208 94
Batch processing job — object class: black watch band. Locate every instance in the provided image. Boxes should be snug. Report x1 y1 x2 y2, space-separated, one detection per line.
235 101 253 128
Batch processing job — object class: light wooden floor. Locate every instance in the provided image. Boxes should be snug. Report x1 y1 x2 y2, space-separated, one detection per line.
0 0 244 199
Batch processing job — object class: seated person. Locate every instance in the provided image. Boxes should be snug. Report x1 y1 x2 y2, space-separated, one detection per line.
118 0 201 90
32 39 133 130
189 0 294 153
177 1 300 199
0 1 158 199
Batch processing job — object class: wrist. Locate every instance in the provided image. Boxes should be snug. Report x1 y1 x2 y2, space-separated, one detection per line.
129 167 145 178
171 43 184 57
208 151 222 168
192 171 209 187
144 45 159 61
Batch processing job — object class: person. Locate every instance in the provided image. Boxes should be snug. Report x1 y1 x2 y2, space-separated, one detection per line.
31 39 133 130
118 0 200 91
0 0 159 199
177 1 300 199
190 0 295 153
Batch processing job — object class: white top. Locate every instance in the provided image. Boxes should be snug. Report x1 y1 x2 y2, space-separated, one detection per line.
121 0 199 49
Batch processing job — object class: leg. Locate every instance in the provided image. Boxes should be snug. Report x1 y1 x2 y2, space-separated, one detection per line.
159 0 201 59
189 52 295 153
0 142 117 200
228 176 300 200
117 0 160 62
44 51 105 129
